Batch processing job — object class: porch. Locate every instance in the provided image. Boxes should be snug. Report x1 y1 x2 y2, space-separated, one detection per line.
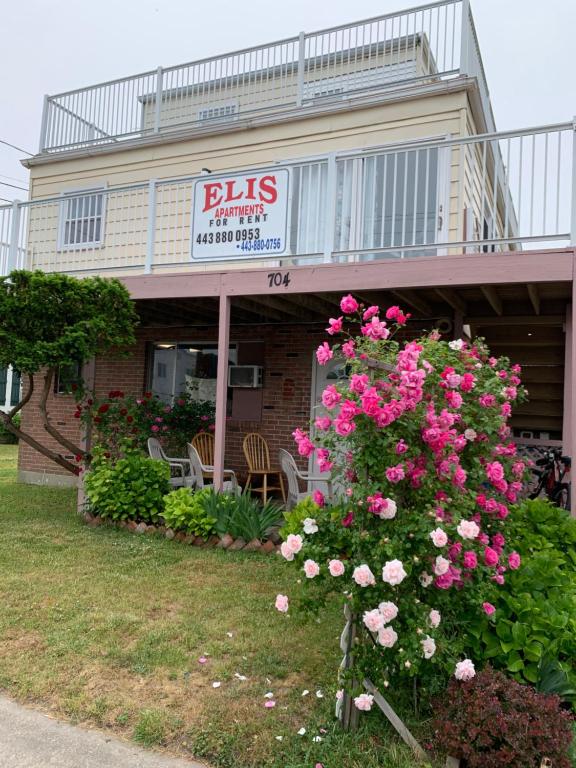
119 248 576 495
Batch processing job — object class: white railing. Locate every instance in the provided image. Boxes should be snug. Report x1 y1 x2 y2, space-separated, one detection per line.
39 0 478 153
3 122 574 276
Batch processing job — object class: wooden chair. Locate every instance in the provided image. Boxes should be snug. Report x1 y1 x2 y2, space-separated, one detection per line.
147 437 192 488
243 433 286 504
191 432 215 466
279 449 333 510
186 443 240 494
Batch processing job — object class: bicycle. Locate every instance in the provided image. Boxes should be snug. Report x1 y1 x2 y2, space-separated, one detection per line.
529 448 571 510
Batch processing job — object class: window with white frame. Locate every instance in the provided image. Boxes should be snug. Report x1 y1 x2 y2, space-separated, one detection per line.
59 189 105 249
197 102 238 122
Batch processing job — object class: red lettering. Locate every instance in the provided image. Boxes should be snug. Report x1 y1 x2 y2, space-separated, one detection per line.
203 183 223 212
245 177 257 200
224 180 243 204
259 175 277 205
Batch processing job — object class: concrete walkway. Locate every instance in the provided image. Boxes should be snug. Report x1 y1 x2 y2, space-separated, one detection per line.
0 696 206 768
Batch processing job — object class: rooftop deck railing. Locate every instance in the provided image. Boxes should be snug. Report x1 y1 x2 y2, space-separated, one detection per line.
38 0 493 154
3 122 574 277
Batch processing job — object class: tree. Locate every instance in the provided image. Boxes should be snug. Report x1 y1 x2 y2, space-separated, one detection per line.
0 270 138 474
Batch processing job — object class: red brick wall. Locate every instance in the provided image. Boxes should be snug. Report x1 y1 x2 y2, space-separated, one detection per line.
18 323 324 482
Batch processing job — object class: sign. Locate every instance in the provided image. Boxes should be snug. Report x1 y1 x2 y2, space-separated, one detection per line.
191 168 290 261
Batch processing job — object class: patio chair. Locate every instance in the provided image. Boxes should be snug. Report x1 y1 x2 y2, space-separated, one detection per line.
279 448 333 510
191 432 215 479
186 443 240 494
243 433 286 504
147 437 192 488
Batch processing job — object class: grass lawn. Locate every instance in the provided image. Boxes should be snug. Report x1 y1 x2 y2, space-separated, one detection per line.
0 445 433 767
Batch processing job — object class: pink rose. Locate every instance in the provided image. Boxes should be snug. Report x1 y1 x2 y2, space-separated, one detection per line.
361 316 389 340
353 564 375 587
312 489 325 507
340 294 359 314
395 439 409 454
377 626 398 648
454 659 476 681
378 601 398 623
362 305 379 320
367 493 397 519
382 559 407 586
363 609 385 633
151 425 160 432
385 305 402 321
342 340 356 358
421 636 436 659
430 527 448 547
303 559 320 579
280 542 295 561
354 693 374 711
385 464 405 484
429 609 441 628
349 373 369 394
334 418 356 437
316 342 333 365
314 416 331 431
508 551 521 569
275 594 289 612
285 534 303 554
484 547 499 566
462 551 478 569
486 461 505 483
321 385 341 410
482 602 496 616
434 556 450 576
457 520 480 540
328 559 345 577
326 316 343 335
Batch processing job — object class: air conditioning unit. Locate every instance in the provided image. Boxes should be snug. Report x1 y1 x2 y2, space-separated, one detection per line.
228 365 263 388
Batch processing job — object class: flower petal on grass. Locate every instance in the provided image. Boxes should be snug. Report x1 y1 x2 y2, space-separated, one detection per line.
212 681 221 688
264 700 276 708
297 727 306 736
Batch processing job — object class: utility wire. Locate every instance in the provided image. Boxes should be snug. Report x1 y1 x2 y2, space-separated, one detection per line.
0 139 34 156
0 172 29 184
0 197 13 204
0 181 28 192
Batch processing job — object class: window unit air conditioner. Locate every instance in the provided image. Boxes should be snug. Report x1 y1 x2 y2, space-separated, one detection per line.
228 365 263 388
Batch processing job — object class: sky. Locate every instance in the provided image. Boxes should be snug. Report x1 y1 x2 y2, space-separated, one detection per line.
0 0 574 202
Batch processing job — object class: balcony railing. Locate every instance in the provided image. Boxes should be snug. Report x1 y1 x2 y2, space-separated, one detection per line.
3 122 574 277
38 0 493 154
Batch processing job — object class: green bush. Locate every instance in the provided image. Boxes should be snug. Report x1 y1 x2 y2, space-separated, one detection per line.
464 499 576 703
162 488 217 539
280 496 320 538
223 491 283 542
84 449 170 523
0 412 20 444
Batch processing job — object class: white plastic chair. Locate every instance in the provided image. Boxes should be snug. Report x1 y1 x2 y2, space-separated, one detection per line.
279 449 332 510
186 443 240 494
147 437 192 488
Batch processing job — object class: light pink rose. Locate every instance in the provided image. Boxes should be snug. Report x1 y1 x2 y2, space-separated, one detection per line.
429 609 441 628
457 520 480 540
377 626 398 648
454 659 476 681
303 559 320 578
430 527 448 547
464 428 477 441
285 534 303 554
353 564 375 587
363 609 385 633
280 542 294 561
328 559 345 577
354 693 374 711
421 635 436 659
275 594 289 612
434 556 450 576
420 572 433 587
382 559 407 586
378 601 398 624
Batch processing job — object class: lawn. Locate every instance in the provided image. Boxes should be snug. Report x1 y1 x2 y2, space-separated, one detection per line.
0 445 431 768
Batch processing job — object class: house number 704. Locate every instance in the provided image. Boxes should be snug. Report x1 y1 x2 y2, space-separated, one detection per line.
267 271 291 288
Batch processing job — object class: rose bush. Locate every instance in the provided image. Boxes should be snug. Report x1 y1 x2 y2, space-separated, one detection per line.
276 295 528 708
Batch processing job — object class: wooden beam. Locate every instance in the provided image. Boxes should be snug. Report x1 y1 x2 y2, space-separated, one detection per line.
434 287 467 314
244 294 304 319
480 286 503 316
390 290 433 316
232 297 285 321
467 315 563 327
527 283 541 315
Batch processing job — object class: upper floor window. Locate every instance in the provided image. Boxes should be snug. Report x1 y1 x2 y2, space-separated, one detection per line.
197 102 238 122
58 189 105 250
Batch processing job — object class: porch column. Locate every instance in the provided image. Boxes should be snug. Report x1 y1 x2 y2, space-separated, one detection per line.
213 293 231 491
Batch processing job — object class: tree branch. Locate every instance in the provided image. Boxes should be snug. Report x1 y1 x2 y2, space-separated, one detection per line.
38 367 86 458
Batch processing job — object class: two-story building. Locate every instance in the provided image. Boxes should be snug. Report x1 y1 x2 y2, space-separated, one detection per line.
2 0 575 491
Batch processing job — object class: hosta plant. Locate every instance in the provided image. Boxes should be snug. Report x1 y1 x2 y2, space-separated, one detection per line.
275 295 528 709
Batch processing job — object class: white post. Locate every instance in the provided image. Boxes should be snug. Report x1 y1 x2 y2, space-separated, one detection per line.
296 32 306 107
570 116 576 245
154 67 164 133
38 95 50 152
459 0 471 76
7 200 22 273
4 367 13 411
145 180 157 274
323 153 337 263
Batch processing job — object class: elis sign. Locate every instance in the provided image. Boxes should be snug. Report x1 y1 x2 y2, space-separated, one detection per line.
191 168 290 261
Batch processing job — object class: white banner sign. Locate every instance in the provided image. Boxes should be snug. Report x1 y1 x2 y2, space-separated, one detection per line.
191 168 290 261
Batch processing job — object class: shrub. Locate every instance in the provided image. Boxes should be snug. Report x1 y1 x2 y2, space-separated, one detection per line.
84 448 170 523
280 496 322 538
463 499 576 701
162 488 217 539
224 491 283 542
432 666 574 768
0 412 20 444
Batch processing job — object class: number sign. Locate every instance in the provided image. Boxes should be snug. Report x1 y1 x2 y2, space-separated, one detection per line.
191 169 289 261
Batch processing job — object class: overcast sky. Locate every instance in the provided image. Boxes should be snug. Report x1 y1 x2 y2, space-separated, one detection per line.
0 0 574 202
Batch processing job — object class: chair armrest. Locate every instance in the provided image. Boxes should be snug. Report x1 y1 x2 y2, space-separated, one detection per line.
166 456 191 467
203 465 236 477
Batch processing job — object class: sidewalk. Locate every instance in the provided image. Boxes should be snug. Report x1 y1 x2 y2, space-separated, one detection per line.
0 696 207 768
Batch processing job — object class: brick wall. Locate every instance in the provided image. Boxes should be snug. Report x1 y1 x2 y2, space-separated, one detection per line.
18 323 325 483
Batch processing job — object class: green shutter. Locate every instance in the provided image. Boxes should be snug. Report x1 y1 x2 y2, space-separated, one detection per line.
10 370 21 407
0 367 7 406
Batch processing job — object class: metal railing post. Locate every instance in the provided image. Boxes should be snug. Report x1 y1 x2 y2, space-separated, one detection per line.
323 153 337 263
459 0 471 76
38 95 50 153
145 180 157 274
296 32 306 107
7 200 22 273
154 67 164 133
571 117 576 245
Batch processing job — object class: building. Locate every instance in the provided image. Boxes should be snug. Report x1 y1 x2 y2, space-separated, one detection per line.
1 0 574 491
